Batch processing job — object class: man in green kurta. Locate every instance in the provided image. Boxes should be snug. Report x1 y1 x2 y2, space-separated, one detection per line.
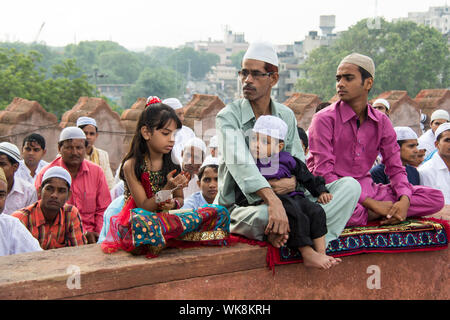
216 42 361 248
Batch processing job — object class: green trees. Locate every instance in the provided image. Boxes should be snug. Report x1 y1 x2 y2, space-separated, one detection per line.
0 48 95 117
296 19 450 101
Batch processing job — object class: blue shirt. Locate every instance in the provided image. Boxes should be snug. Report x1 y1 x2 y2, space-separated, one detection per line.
181 191 208 210
370 164 420 186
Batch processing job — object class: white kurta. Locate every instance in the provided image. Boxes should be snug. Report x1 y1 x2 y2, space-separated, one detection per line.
15 159 49 185
0 213 42 256
418 153 450 204
4 177 38 215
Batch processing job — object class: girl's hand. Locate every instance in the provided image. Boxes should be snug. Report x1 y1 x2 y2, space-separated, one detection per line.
317 192 333 204
157 198 175 211
166 170 189 189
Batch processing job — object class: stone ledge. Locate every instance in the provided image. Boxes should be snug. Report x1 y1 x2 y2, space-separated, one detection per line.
1 207 448 300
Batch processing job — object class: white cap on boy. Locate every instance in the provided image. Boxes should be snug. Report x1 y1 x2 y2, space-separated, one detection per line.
162 98 183 110
431 109 449 123
435 122 450 139
0 142 21 163
253 115 288 141
76 116 97 128
373 98 390 110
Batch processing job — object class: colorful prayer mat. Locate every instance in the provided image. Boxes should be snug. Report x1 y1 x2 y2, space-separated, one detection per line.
229 218 449 270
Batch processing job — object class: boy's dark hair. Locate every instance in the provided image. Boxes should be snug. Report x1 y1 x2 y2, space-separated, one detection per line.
198 164 218 181
23 133 46 150
358 66 373 92
315 102 331 113
297 127 308 150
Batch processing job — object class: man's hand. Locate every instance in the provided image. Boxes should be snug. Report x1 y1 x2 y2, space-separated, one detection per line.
85 231 99 244
380 195 410 225
317 192 333 204
265 197 290 236
268 176 296 195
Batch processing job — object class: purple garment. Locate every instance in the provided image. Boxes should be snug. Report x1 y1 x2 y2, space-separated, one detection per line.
256 151 304 197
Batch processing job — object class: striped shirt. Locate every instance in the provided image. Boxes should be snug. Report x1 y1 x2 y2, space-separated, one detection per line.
12 201 87 250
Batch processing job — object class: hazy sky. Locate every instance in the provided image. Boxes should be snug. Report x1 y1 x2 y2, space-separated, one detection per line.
0 0 448 50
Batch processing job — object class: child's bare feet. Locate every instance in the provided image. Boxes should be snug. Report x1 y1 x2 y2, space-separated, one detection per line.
300 246 341 269
267 233 289 248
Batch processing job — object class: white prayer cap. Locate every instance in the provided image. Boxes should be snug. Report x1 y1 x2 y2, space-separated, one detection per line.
162 98 183 110
42 166 72 187
0 142 21 163
76 116 97 128
200 156 219 169
243 42 279 67
253 115 288 141
373 98 390 110
209 135 218 148
339 53 375 78
430 109 450 123
184 137 207 154
394 127 418 141
435 122 450 140
59 127 86 142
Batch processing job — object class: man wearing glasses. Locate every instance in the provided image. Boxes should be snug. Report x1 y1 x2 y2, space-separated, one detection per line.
216 42 361 248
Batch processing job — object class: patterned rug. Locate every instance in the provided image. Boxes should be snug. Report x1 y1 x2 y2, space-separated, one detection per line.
230 217 449 270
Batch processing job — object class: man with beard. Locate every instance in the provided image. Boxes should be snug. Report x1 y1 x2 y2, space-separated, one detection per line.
216 42 361 248
35 127 111 243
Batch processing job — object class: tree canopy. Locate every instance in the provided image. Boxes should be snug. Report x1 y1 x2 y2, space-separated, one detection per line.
296 19 450 101
0 48 94 118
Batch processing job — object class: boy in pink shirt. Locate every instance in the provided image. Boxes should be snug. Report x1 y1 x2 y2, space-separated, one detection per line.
307 53 444 226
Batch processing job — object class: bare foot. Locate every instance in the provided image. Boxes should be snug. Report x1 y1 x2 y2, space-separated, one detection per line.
267 233 289 248
300 247 341 269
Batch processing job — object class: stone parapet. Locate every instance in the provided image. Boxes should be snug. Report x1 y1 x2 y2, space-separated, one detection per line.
1 206 448 300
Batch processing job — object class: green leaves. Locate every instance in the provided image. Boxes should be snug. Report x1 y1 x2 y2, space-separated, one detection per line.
296 18 450 101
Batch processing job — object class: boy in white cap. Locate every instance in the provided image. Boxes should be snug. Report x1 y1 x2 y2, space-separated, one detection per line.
0 142 37 215
217 42 360 249
372 98 390 116
0 167 42 256
418 123 450 204
35 127 111 243
182 156 219 210
418 109 449 159
162 97 196 165
370 127 420 185
12 166 88 249
77 116 115 190
308 53 444 227
235 115 340 269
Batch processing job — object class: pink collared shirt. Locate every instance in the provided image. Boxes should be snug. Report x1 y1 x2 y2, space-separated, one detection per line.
35 157 111 234
307 100 413 202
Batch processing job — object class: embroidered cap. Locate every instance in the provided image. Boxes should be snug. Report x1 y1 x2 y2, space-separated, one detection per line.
162 98 183 110
42 166 72 187
59 127 86 142
76 116 97 128
339 53 375 78
243 42 279 67
0 142 22 163
373 98 390 110
435 122 450 140
394 127 418 141
253 115 288 141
